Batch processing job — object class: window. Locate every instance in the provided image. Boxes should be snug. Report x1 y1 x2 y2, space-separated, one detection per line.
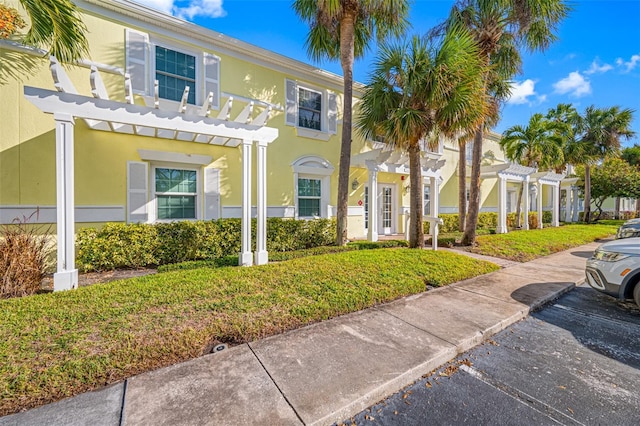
298 178 322 217
155 168 197 219
125 29 221 109
466 141 474 162
424 185 431 216
285 79 337 138
364 186 369 229
155 46 196 104
298 87 322 130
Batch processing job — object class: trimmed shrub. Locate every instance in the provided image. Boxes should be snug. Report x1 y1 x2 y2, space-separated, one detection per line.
1 216 54 299
76 218 336 272
427 213 498 234
76 223 158 271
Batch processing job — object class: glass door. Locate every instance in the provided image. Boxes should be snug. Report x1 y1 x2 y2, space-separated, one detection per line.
379 185 394 235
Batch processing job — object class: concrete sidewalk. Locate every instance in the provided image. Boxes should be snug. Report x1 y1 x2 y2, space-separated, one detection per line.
0 242 599 426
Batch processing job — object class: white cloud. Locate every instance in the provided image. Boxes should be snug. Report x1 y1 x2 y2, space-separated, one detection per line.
584 59 613 75
616 54 640 72
133 0 226 20
507 79 537 105
553 71 591 97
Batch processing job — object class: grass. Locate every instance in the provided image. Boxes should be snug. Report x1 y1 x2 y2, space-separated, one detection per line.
0 248 498 416
471 222 620 262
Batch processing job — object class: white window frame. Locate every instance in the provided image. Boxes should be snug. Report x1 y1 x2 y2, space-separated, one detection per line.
285 79 337 141
149 162 202 222
297 86 323 132
423 184 431 216
149 36 203 106
291 156 334 219
296 175 324 219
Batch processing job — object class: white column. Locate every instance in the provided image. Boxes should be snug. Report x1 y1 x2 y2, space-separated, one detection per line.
564 188 571 222
53 113 78 291
430 176 440 250
496 176 508 233
254 140 268 265
367 164 378 242
240 139 253 266
552 183 560 227
523 176 530 230
537 182 544 229
571 186 579 222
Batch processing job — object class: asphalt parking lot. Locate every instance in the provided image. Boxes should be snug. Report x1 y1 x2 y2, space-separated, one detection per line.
342 284 640 425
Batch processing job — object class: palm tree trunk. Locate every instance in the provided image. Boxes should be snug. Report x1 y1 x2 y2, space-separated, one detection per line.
408 143 424 248
335 14 356 246
458 141 467 232
584 164 591 223
462 128 483 245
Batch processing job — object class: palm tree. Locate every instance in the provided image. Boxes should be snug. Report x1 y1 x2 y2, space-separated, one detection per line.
500 113 564 227
293 0 410 246
1 0 88 63
439 0 570 246
576 106 635 222
356 28 487 248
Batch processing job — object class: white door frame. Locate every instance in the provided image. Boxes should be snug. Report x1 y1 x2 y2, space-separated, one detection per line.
378 183 397 235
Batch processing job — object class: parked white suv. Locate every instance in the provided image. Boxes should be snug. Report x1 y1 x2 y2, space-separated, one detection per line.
586 238 640 308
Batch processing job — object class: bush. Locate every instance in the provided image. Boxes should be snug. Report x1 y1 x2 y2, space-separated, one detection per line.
76 223 158 271
1 215 54 299
77 218 337 272
427 213 498 234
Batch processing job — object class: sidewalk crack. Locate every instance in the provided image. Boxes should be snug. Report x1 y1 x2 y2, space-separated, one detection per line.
247 343 306 425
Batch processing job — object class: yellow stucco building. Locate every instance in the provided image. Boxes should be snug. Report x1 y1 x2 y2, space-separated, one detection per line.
1 0 570 289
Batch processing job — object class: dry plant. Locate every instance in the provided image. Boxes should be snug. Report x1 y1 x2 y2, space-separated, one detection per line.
0 210 54 299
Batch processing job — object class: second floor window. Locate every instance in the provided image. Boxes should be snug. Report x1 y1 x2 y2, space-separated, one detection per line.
298 87 322 130
155 46 197 104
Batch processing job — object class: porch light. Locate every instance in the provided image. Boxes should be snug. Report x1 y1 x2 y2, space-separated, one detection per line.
351 178 359 190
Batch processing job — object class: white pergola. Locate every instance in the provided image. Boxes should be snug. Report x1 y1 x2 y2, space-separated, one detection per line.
352 148 445 249
560 177 580 222
25 59 278 291
480 163 537 233
531 171 566 228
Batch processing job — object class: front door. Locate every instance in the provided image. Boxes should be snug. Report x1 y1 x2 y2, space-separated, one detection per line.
378 184 395 235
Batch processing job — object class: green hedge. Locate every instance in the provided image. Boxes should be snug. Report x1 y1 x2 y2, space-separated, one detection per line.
77 218 336 272
428 211 553 233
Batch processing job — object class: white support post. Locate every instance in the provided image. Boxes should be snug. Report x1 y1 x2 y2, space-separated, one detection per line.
430 176 440 250
552 183 560 227
367 164 379 242
523 176 530 230
571 186 579 222
254 140 268 265
496 176 508 234
537 182 544 229
240 139 253 266
564 188 572 222
53 113 78 291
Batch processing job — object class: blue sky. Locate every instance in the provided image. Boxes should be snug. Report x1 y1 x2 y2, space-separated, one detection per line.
133 0 640 146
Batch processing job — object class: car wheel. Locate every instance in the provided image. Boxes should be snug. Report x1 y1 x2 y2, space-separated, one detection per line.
634 282 640 309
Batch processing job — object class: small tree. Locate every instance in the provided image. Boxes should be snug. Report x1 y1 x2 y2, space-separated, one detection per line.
500 113 564 228
356 28 487 247
577 158 640 220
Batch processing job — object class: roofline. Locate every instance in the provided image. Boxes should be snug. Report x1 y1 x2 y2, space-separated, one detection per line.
77 0 363 94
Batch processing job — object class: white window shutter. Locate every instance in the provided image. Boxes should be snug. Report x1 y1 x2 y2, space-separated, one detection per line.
328 91 338 134
285 79 297 126
127 161 149 223
204 168 221 220
203 53 220 110
125 29 149 95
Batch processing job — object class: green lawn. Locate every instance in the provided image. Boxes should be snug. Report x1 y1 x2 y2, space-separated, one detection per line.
471 222 620 262
0 248 498 416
